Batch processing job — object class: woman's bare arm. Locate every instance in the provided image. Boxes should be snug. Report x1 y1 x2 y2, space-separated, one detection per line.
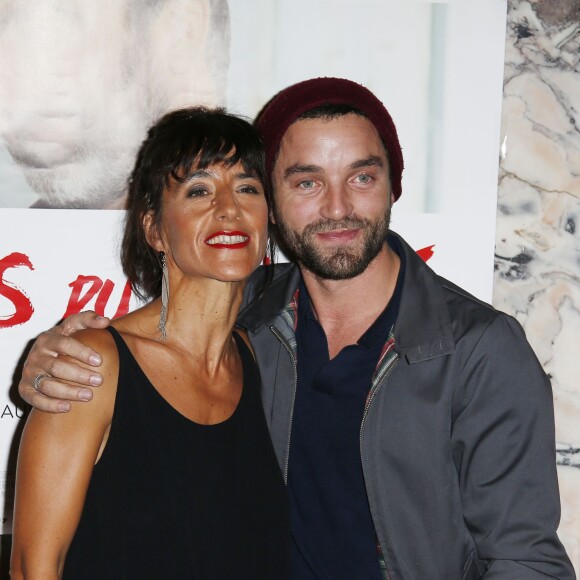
11 329 117 579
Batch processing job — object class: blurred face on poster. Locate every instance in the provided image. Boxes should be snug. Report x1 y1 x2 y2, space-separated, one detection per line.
0 0 230 209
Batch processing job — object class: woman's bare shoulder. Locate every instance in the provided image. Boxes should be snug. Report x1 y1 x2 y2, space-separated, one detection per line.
66 327 119 373
74 327 116 350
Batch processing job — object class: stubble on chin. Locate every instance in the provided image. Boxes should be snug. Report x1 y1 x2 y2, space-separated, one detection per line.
275 210 391 281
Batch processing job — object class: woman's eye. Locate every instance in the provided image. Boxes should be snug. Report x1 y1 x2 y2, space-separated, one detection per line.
187 186 208 198
238 185 260 195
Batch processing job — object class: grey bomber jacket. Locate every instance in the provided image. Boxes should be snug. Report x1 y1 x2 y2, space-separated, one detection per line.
236 231 574 580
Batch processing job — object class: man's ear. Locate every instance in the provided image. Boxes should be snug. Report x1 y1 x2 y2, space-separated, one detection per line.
269 207 276 225
143 211 164 251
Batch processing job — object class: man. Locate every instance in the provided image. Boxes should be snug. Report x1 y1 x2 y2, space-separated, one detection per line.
19 78 574 579
0 0 229 208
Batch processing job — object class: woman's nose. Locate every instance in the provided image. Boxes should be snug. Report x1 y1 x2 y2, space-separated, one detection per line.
213 189 241 221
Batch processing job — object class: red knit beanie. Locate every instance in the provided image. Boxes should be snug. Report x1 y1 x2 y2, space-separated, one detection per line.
255 77 404 201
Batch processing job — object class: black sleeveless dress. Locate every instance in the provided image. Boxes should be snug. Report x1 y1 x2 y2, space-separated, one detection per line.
63 328 289 579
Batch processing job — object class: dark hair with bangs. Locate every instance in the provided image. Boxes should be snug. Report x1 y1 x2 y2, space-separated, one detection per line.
122 106 271 301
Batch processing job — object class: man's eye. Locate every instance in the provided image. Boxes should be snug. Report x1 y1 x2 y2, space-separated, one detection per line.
298 180 315 189
355 174 372 184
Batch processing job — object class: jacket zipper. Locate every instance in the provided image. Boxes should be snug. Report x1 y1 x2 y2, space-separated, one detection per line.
359 354 399 448
359 354 399 580
270 325 298 484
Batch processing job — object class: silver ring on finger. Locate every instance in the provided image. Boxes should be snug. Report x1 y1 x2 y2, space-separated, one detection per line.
33 372 51 392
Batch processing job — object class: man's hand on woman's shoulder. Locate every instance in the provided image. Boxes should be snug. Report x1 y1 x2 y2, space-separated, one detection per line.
18 311 111 413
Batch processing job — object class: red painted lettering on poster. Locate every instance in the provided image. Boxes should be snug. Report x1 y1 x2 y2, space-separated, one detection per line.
417 245 435 262
62 276 132 319
0 252 35 328
113 280 133 318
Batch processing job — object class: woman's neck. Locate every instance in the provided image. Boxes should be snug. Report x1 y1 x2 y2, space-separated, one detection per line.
140 276 245 371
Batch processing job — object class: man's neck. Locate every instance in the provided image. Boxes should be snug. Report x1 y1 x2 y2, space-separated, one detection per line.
299 243 400 359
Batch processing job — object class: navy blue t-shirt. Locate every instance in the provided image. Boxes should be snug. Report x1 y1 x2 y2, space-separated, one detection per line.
289 239 404 579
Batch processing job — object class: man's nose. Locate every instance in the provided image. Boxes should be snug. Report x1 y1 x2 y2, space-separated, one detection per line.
320 182 353 221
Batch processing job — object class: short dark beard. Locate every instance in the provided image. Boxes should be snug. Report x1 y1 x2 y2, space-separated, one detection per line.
274 209 391 280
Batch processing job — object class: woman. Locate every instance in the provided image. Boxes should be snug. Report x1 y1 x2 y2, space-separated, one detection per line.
10 108 289 579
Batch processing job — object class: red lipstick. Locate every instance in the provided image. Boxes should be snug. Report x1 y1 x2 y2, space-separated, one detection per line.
204 230 250 249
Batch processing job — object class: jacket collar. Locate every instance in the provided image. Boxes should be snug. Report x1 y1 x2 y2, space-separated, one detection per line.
391 231 455 363
237 262 301 332
237 231 456 363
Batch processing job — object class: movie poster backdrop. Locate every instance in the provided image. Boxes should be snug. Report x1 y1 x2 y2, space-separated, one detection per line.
0 0 507 534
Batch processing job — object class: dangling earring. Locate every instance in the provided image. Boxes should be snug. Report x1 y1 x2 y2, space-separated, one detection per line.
159 251 169 340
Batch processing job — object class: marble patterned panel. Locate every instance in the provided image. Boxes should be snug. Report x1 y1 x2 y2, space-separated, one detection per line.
494 0 580 570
